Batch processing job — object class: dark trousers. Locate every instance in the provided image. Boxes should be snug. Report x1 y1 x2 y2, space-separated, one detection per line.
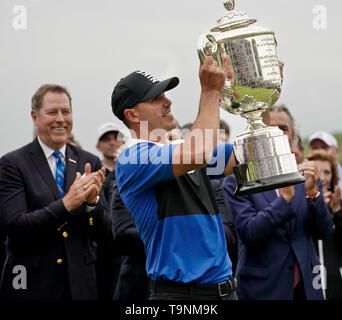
114 274 150 300
293 280 307 300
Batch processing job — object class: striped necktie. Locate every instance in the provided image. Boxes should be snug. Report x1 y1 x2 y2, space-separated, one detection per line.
53 151 65 197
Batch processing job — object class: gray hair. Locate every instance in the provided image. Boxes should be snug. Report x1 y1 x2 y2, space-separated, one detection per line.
269 104 299 145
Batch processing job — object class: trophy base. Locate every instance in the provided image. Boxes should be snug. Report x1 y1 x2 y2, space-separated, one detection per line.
233 167 306 197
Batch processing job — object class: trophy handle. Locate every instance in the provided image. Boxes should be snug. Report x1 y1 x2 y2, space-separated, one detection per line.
197 33 218 64
197 34 234 110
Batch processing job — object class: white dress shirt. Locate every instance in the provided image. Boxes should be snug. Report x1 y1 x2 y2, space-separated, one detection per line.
37 136 66 179
37 137 96 211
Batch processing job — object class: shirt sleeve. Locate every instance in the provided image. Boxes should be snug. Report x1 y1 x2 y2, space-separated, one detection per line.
115 142 176 194
206 143 233 179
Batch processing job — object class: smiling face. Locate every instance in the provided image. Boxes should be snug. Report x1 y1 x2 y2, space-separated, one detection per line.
134 92 177 133
31 91 73 150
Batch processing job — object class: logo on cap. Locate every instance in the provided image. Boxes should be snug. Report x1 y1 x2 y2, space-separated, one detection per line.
136 71 158 83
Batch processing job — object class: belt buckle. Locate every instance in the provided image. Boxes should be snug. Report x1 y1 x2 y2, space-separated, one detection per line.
218 281 230 297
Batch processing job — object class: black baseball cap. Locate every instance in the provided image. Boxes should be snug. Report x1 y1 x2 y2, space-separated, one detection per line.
111 70 179 120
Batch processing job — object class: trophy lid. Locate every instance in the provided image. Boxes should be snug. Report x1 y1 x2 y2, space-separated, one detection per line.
210 0 257 32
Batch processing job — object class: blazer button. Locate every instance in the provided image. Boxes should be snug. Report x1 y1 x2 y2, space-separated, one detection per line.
57 259 63 265
62 231 68 238
89 217 94 226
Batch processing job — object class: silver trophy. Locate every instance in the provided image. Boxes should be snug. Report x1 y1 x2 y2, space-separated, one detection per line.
198 0 305 196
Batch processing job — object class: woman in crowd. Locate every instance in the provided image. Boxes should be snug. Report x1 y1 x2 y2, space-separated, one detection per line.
306 150 342 299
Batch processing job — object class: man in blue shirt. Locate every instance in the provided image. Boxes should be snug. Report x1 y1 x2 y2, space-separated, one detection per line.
111 56 237 300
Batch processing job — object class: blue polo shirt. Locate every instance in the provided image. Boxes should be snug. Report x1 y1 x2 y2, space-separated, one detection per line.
116 140 233 284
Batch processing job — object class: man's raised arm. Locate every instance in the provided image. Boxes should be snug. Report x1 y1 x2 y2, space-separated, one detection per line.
172 55 234 177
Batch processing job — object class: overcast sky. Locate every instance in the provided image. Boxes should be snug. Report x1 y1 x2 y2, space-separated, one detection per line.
0 0 340 158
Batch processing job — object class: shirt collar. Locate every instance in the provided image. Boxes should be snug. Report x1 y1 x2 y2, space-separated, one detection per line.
125 138 163 148
102 162 114 172
37 136 66 159
125 138 184 148
117 137 185 157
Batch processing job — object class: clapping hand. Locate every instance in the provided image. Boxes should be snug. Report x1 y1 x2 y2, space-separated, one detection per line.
62 163 105 211
324 186 342 213
83 163 106 206
298 160 320 195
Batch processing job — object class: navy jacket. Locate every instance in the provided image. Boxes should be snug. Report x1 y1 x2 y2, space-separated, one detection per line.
224 175 332 300
0 139 111 300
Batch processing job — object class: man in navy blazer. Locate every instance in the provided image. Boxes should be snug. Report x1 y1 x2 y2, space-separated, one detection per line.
0 84 111 300
224 105 332 300
225 176 332 300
